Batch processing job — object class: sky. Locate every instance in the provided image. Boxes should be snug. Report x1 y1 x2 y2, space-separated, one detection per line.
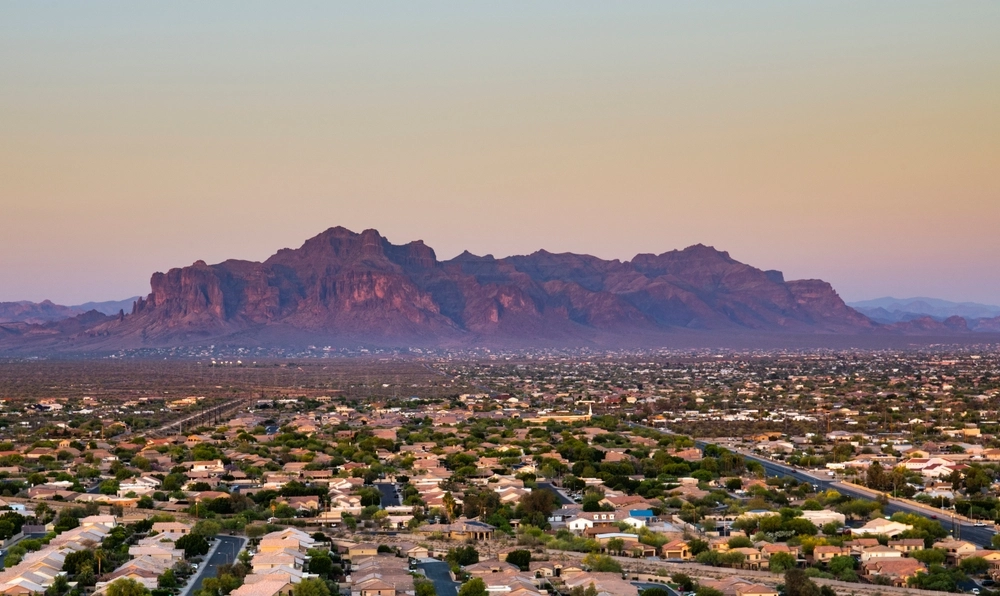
1 2 998 305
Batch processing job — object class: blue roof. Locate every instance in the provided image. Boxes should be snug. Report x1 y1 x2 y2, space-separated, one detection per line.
629 509 655 517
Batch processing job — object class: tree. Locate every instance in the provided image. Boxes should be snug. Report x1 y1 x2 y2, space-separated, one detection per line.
107 579 151 596
372 510 390 529
63 549 96 575
442 492 456 521
782 518 818 536
782 568 834 596
519 489 557 516
99 479 120 495
446 546 480 567
175 534 210 558
695 588 724 596
606 538 625 555
193 519 222 539
157 570 177 590
687 538 709 556
44 575 69 596
307 553 334 576
827 555 855 576
32 502 53 524
293 578 330 596
358 488 382 507
721 551 745 569
581 553 621 573
505 550 531 572
769 552 796 573
964 468 992 494
458 578 487 596
671 573 695 592
640 589 671 596
911 549 946 566
581 494 603 512
908 565 959 592
343 514 357 531
960 556 991 575
415 578 437 596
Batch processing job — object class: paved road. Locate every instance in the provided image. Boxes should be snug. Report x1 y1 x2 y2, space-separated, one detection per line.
416 560 458 596
376 482 400 507
184 536 246 596
537 482 573 505
744 455 993 545
633 582 682 596
630 423 997 547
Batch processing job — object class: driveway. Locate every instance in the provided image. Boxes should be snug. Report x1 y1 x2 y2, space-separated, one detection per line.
416 559 459 596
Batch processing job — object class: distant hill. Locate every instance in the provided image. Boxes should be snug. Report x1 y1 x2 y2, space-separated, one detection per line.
71 297 142 316
0 297 140 324
0 300 84 324
849 297 1000 323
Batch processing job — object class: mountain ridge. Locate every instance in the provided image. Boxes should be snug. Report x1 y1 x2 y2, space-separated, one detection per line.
2 227 996 352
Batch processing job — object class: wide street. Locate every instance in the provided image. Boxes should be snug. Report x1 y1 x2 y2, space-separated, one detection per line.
183 536 247 596
416 559 459 596
633 581 682 596
376 482 401 507
741 453 995 546
630 423 997 547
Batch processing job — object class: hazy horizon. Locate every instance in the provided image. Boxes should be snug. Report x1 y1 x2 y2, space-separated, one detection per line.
2 3 998 305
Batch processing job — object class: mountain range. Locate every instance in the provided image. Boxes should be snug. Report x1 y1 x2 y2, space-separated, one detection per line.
848 297 1000 324
2 227 999 353
0 297 140 325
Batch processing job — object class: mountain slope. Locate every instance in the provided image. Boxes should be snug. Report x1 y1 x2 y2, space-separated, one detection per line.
0 227 891 351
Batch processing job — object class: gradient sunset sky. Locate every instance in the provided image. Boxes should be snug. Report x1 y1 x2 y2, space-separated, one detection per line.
1 3 998 305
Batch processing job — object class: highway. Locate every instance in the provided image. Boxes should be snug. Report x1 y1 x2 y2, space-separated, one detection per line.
144 398 251 439
628 423 996 547
739 452 995 547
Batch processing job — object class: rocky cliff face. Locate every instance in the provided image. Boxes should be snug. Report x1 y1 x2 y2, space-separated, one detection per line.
54 226 876 347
